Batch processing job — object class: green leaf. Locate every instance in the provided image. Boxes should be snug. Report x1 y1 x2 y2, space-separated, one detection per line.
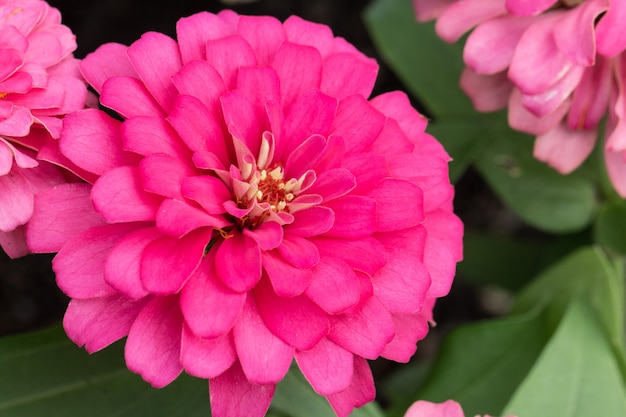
414 307 549 417
475 127 597 233
503 299 626 417
594 199 626 255
0 325 210 417
364 0 473 118
272 366 385 417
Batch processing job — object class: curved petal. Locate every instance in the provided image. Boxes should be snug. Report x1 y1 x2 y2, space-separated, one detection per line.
326 356 376 417
180 325 236 379
215 233 262 293
305 257 361 314
295 337 353 395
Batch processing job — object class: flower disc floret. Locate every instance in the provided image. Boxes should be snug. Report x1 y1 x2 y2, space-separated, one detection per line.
27 10 463 417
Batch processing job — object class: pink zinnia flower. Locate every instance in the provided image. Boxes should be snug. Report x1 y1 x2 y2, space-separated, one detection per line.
0 0 87 257
27 10 463 417
413 0 626 196
404 400 516 417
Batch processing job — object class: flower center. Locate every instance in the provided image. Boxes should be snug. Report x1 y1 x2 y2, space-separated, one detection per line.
254 166 295 213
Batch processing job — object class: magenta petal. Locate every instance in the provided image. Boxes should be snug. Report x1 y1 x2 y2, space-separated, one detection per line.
92 166 162 223
180 254 246 338
60 109 133 175
285 134 327 179
321 53 378 100
373 251 430 314
313 236 386 278
243 221 283 250
101 76 165 119
156 199 228 237
172 60 226 114
283 15 334 57
26 183 104 253
340 152 387 194
366 179 424 232
331 95 386 153
237 15 285 65
324 195 376 238
64 295 149 353
176 12 233 63
221 90 264 156
139 154 195 200
262 250 313 297
181 175 231 215
381 313 429 363
205 35 257 89
277 234 320 269
209 362 275 417
0 227 28 258
105 227 161 299
328 297 395 359
234 297 294 384
286 206 335 237
80 42 136 93
125 295 183 388
272 42 322 107
236 65 282 123
54 223 143 299
121 116 188 160
0 105 32 137
141 228 210 294
0 167 33 232
295 338 353 396
307 169 356 202
127 32 182 112
255 278 329 350
215 233 262 293
326 356 376 417
306 257 360 314
180 325 236 379
596 0 626 57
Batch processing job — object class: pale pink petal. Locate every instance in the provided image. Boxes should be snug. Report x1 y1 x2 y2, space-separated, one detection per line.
505 0 557 16
80 42 136 93
413 0 456 21
233 297 294 384
324 195 376 238
180 253 246 338
404 399 465 417
27 183 105 253
64 295 150 353
141 228 210 294
533 123 597 173
254 278 329 350
596 0 626 57
326 356 376 417
328 297 395 359
520 65 585 117
508 88 570 135
321 53 378 100
605 148 626 197
180 325 236 379
209 362 275 417
295 338 353 395
435 0 507 43
567 58 613 130
553 0 606 66
215 233 262 293
460 68 513 112
262 250 313 297
125 295 184 388
306 257 360 314
127 32 182 112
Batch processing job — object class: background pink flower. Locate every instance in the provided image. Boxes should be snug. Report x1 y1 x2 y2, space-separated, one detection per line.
413 0 626 196
0 0 87 257
404 400 516 417
27 10 463 417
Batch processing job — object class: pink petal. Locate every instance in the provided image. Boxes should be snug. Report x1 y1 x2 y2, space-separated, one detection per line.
0 47 21 81
605 148 626 197
0 167 33 231
139 154 195 200
100 76 165 119
172 59 226 115
26 183 105 253
205 35 257 89
262 250 313 297
370 91 427 138
0 105 32 137
209 362 275 417
321 53 378 100
306 168 356 202
272 42 322 107
404 400 465 417
324 195 376 239
331 95 386 153
341 152 388 194
381 313 430 362
215 233 262 293
180 253 246 338
567 58 612 130
233 297 294 384
127 32 182 112
254 277 329 350
91 166 162 223
553 0 606 66
284 15 334 58
60 109 135 175
295 338 353 395
243 221 284 250
176 12 233 63
305 257 361 314
125 295 184 388
64 294 150 353
0 226 28 258
277 234 320 269
53 223 143 299
156 199 228 237
505 0 557 16
221 90 264 157
373 251 430 314
285 134 327 179
596 0 626 57
366 179 424 232
181 175 232 215
508 88 570 135
435 0 507 43
460 68 513 112
104 227 161 299
521 64 585 118
122 116 189 160
80 42 136 93
286 206 335 238
180 325 236 379
237 15 285 65
326 356 376 417
313 236 386 276
328 297 395 359
533 123 596 174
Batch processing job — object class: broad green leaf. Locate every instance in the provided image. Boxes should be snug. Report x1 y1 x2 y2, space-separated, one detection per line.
413 307 549 417
364 0 473 118
0 325 210 417
475 127 596 233
503 299 626 417
594 199 626 255
272 366 385 417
